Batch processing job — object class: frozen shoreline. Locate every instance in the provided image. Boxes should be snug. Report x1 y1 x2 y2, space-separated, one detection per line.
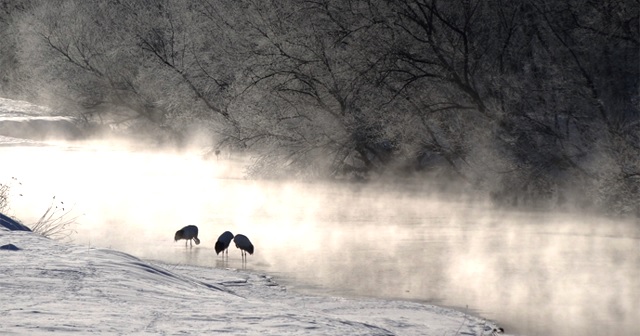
0 97 505 335
0 227 505 335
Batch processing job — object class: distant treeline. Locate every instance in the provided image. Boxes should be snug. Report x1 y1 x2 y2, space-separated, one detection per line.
1 0 638 215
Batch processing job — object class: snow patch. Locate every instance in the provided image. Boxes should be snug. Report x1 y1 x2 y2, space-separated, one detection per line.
0 97 81 140
0 97 54 116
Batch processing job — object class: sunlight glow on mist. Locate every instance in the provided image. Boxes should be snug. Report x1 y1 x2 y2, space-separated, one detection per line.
2 141 328 256
2 140 638 336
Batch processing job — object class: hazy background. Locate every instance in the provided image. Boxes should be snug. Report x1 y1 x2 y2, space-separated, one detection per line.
0 0 638 216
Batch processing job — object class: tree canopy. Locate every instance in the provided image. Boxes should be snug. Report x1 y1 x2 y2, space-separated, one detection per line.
1 0 638 215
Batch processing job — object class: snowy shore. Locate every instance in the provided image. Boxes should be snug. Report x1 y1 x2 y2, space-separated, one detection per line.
0 226 505 335
0 97 506 335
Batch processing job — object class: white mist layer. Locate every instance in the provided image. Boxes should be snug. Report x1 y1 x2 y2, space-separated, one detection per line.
1 139 638 336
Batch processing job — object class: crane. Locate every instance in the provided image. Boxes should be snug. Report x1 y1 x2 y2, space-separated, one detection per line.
233 234 254 261
215 231 234 256
174 225 200 247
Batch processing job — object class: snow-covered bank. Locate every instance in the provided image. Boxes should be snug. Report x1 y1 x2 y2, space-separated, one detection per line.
0 227 505 335
0 97 81 140
0 96 509 335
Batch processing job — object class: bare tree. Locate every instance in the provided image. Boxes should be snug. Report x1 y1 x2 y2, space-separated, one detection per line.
235 0 398 178
5 0 637 213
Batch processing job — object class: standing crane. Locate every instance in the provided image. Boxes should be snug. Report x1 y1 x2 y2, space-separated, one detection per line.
215 231 234 256
174 225 200 247
233 234 254 261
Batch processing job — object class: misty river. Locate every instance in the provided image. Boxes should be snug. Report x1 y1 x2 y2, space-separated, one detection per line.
3 142 639 336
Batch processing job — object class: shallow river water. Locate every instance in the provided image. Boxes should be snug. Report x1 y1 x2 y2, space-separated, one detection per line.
3 143 639 336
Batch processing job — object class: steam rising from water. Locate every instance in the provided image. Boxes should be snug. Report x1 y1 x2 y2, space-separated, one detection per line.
2 141 639 336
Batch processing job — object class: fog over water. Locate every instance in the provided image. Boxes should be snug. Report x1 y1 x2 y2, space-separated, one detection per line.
3 142 639 336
